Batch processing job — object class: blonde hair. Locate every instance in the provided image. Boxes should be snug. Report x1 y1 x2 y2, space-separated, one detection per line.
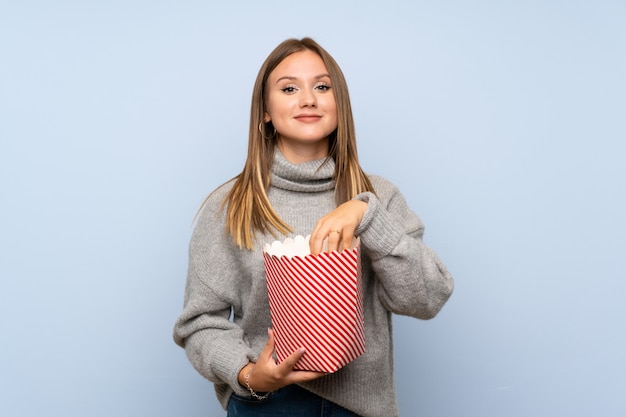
215 37 374 249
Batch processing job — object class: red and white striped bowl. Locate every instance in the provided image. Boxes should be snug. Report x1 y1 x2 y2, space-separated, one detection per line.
263 243 365 373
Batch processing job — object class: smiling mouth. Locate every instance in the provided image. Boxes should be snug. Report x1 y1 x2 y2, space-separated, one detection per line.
294 115 321 123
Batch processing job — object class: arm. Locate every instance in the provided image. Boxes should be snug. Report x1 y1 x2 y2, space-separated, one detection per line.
309 181 453 319
236 329 325 394
354 189 454 319
173 239 255 397
173 194 324 396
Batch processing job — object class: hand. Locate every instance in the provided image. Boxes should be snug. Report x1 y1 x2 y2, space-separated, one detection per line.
309 200 367 255
238 328 325 393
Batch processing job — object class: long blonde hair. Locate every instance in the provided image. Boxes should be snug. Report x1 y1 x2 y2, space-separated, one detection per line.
216 37 374 249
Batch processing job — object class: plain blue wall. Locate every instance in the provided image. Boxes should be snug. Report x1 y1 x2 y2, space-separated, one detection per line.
1 1 624 416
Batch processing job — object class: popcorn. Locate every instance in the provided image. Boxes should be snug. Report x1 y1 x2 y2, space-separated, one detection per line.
263 235 365 373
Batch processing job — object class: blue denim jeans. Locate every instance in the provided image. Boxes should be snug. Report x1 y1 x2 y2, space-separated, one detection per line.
227 384 362 417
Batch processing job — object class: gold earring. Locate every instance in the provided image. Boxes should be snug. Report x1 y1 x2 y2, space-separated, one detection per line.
259 121 276 140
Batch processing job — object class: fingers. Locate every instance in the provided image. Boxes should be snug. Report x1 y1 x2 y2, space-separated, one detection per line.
309 223 326 255
277 347 327 384
258 329 314 379
269 332 307 376
309 200 366 255
279 346 307 370
326 229 343 253
310 224 357 254
249 331 326 391
290 369 327 383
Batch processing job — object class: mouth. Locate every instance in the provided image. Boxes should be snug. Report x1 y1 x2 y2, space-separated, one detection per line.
294 114 322 123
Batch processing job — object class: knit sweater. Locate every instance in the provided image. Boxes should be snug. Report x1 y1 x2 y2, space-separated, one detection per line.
173 150 454 417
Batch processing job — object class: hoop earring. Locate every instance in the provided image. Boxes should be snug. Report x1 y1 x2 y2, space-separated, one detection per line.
258 121 276 140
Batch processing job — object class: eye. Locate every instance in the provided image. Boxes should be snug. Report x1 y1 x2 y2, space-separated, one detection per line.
280 85 298 94
315 83 332 92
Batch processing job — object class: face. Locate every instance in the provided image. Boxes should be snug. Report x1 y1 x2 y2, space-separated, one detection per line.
265 50 338 163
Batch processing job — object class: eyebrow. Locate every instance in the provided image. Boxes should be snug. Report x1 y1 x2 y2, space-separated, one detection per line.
274 74 331 84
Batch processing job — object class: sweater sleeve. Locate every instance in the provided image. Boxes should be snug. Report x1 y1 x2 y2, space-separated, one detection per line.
353 183 454 319
172 197 254 398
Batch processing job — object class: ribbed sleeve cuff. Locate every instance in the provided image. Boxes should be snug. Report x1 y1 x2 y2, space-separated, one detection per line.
187 330 253 397
353 192 404 260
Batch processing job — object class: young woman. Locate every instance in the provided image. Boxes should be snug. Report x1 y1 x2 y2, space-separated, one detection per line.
173 37 454 417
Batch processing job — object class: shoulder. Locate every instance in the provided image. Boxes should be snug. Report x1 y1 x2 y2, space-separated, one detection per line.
367 174 396 190
364 173 425 234
366 174 404 203
366 174 419 219
193 178 237 231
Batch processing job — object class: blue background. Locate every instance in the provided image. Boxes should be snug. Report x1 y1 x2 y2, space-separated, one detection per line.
1 1 624 416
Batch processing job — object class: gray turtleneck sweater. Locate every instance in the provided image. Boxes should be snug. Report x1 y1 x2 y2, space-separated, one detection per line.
173 151 454 417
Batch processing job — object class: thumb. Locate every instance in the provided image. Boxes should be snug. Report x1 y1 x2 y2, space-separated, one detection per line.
258 328 276 362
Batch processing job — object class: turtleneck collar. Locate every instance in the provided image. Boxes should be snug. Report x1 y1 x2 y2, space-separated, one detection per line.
270 149 336 193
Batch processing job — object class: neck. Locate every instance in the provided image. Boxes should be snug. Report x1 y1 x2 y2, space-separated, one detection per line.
276 137 329 164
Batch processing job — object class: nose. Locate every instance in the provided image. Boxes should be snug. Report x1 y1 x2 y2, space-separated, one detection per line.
299 88 317 108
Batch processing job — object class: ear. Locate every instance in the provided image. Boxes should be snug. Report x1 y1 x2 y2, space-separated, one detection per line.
264 112 271 122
